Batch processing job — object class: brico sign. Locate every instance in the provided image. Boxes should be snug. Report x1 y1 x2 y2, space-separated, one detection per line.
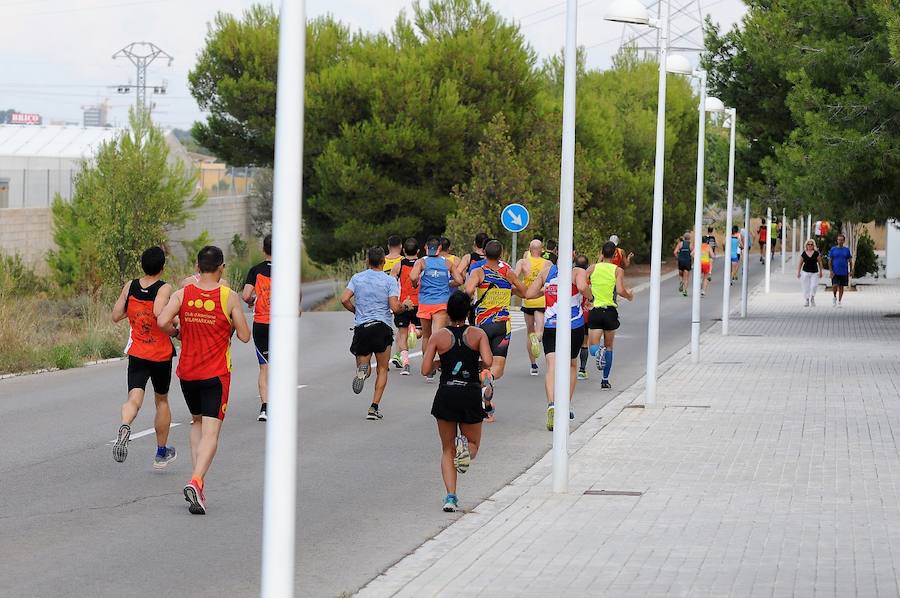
9 112 41 125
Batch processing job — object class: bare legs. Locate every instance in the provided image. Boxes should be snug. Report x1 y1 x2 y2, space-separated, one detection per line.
437 419 482 496
121 388 171 447
189 415 222 484
543 352 578 405
257 363 268 405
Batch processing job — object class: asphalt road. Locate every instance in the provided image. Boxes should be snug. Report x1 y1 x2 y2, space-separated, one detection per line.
0 258 764 598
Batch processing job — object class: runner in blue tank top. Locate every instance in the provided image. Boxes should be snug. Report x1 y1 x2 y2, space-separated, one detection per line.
411 236 464 382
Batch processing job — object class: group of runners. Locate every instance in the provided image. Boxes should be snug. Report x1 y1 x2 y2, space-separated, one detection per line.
339 232 635 512
673 225 749 297
111 238 273 515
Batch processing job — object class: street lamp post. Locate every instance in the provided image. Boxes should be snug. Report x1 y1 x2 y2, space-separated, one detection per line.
741 197 750 317
765 206 772 292
781 207 787 272
261 1 305 597
605 0 669 406
551 0 578 495
720 108 737 335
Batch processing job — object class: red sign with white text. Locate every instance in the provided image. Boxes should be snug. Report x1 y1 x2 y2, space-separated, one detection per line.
9 113 41 125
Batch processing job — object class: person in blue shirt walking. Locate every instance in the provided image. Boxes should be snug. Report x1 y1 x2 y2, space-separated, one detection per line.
341 247 402 420
828 234 853 307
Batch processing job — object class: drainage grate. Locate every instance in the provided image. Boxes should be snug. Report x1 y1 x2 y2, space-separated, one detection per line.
738 334 763 337
885 314 900 319
624 404 645 409
584 490 644 497
712 361 743 365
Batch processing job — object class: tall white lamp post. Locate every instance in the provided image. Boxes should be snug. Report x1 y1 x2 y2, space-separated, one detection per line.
765 206 772 292
261 1 305 597
605 0 668 405
741 197 750 317
781 207 787 272
720 108 737 335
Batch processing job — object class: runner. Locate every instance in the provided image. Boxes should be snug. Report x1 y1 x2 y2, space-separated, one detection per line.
340 247 402 419
383 235 403 274
674 232 693 297
699 237 713 297
422 290 493 513
110 246 177 467
411 237 463 382
464 239 528 421
524 256 591 431
574 254 592 381
608 235 633 269
439 236 458 269
758 218 768 263
453 232 489 279
729 225 743 283
543 239 559 261
585 242 634 390
157 245 251 515
514 239 549 377
241 234 272 422
797 238 823 307
828 234 853 307
702 226 717 283
389 237 421 375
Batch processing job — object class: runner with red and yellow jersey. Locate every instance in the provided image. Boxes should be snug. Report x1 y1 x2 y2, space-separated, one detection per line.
389 237 421 375
242 234 272 422
158 245 250 515
111 247 178 468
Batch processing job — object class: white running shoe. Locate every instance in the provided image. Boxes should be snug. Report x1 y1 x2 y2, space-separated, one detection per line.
454 435 471 473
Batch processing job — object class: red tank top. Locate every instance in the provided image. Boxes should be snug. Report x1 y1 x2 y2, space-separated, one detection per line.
397 258 420 305
125 279 174 362
176 284 234 380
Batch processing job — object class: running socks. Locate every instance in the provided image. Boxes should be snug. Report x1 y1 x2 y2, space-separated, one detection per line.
401 349 409 366
589 344 602 357
602 350 614 381
579 346 588 371
156 446 167 458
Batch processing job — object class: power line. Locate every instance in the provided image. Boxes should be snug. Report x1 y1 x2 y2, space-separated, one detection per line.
7 0 177 18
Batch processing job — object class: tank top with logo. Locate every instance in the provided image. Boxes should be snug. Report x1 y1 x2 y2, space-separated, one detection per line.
125 279 175 362
419 256 451 305
473 262 513 327
590 262 618 309
397 258 420 305
543 265 584 329
522 255 548 309
176 284 234 381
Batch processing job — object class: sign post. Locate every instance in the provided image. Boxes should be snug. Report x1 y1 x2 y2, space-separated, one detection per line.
501 203 530 264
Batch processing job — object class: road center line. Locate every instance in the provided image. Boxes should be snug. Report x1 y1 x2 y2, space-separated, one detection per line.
108 422 180 444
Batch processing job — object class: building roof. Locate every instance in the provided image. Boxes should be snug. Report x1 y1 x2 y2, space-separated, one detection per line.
0 124 121 159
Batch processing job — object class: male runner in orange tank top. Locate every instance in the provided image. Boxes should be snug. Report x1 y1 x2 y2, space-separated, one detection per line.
158 245 251 515
111 246 178 467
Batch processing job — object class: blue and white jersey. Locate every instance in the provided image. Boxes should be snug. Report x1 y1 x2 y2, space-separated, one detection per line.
543 265 584 329
419 256 451 305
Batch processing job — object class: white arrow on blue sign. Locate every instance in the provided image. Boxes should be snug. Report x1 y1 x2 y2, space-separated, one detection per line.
501 203 530 233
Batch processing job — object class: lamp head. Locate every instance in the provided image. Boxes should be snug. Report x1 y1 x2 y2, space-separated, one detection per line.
705 97 726 113
665 54 693 76
604 0 651 25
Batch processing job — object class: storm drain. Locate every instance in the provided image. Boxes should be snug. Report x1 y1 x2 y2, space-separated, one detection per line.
584 490 644 497
738 334 763 337
885 314 900 318
712 361 744 365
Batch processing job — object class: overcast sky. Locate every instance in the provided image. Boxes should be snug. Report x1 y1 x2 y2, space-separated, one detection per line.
1 0 747 130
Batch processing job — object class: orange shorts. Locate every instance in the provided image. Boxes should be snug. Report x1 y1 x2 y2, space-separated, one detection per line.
417 303 447 320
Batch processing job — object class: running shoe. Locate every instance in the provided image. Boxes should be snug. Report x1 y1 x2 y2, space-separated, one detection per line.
352 363 370 394
570 410 575 420
838 301 842 308
546 403 554 431
454 435 471 474
401 364 410 376
804 299 809 307
442 494 459 513
153 447 177 470
601 380 612 390
483 402 496 423
682 290 688 297
258 404 268 422
678 281 684 293
183 481 206 515
701 290 706 297
529 333 541 359
810 297 816 307
530 363 539 376
833 296 837 306
425 372 436 384
112 424 131 463
391 353 402 369
595 347 606 373
577 369 588 381
407 329 418 350
366 405 383 420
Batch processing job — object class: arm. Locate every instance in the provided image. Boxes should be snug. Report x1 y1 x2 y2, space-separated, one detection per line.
229 291 251 343
388 278 401 314
817 255 824 277
463 268 483 297
624 252 633 268
421 330 442 376
340 288 355 314
154 283 174 318
475 328 493 370
241 283 256 307
525 265 549 300
574 268 593 303
409 259 423 287
450 262 465 287
797 256 803 278
111 282 130 323
505 268 528 298
615 268 634 302
389 261 402 278
454 254 471 280
157 289 183 335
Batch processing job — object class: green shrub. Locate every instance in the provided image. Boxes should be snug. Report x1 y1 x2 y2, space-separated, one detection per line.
51 345 78 370
0 254 44 298
854 231 878 277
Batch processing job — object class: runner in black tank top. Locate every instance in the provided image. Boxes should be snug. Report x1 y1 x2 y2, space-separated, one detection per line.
422 291 492 513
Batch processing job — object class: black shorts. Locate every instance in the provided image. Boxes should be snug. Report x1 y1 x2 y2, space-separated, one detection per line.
127 355 172 395
253 322 269 365
521 307 545 316
180 374 231 420
542 326 586 360
678 257 692 272
350 321 394 357
431 386 485 424
394 309 421 329
832 274 849 287
480 321 511 358
588 307 620 331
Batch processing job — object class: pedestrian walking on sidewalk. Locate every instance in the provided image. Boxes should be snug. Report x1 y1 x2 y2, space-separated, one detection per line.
422 291 493 513
828 234 853 307
797 239 823 307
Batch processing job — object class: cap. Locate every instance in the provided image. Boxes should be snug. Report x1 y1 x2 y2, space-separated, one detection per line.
609 235 620 246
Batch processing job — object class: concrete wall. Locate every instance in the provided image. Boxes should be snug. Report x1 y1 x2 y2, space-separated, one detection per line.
0 194 252 272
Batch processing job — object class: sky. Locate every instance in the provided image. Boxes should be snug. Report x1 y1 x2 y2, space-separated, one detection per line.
1 0 747 131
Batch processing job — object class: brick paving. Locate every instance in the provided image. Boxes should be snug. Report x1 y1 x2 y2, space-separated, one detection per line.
358 271 900 597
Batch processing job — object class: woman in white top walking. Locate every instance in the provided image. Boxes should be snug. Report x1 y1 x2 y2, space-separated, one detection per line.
797 239 824 307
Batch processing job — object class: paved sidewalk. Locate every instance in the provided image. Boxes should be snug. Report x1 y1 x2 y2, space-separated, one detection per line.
358 271 900 597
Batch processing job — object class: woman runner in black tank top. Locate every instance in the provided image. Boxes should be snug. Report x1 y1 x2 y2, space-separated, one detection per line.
422 291 493 513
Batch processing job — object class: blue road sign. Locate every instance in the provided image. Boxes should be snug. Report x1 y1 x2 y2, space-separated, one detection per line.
501 203 530 233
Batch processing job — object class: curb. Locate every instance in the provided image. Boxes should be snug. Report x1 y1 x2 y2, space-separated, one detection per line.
0 356 124 381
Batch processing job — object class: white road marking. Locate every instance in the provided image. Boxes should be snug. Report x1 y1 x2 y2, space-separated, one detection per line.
108 422 181 444
298 385 308 389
